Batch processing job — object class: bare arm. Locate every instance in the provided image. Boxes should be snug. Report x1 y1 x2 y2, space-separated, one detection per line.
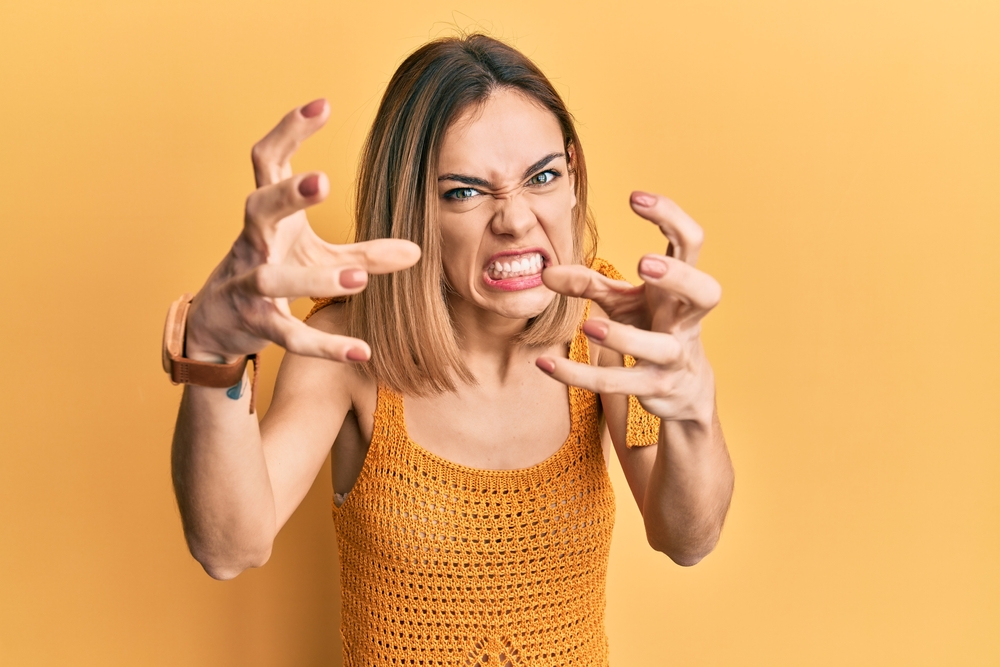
601 375 732 566
172 382 274 580
171 318 354 580
170 100 419 579
538 192 734 566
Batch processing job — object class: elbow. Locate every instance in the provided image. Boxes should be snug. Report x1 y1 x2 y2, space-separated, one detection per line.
664 548 709 568
187 536 272 581
644 521 721 567
201 562 243 581
197 549 272 581
646 533 716 567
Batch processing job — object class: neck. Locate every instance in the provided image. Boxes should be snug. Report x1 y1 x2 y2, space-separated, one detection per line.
447 294 534 379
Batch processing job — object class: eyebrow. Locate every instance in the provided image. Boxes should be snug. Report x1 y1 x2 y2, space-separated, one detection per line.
437 151 566 188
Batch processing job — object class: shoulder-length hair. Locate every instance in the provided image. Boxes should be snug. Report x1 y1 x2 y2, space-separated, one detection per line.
343 34 597 396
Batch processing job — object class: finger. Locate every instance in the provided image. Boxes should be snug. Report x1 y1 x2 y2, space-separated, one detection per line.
629 192 705 266
582 318 682 366
241 264 370 299
317 238 423 275
263 312 371 363
536 356 661 396
251 99 330 188
244 172 329 243
637 255 722 323
542 264 634 299
541 264 647 325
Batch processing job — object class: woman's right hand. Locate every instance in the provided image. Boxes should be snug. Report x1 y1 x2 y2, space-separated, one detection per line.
184 99 421 364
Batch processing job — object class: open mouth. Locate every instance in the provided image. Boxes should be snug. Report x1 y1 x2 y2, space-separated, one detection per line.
485 251 546 280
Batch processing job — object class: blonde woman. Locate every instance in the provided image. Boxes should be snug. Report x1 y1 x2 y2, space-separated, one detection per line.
167 34 734 665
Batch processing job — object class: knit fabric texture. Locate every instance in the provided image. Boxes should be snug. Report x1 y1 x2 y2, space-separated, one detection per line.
330 289 661 665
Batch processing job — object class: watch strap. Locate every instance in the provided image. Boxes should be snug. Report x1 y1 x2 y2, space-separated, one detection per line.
162 294 259 413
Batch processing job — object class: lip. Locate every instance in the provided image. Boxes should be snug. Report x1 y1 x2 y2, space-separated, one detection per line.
483 272 544 292
481 247 550 292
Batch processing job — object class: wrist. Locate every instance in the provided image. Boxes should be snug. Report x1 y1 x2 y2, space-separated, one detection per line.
163 293 259 413
184 334 243 366
184 299 246 365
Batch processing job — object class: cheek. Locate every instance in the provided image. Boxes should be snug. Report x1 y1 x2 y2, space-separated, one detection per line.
535 192 577 258
438 214 482 285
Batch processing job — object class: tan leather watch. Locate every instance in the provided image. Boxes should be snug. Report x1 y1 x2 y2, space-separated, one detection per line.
162 294 258 412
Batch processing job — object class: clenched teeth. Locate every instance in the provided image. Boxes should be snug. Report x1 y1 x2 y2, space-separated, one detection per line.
487 252 544 280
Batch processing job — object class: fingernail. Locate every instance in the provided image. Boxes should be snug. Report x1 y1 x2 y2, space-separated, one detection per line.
301 99 326 118
299 174 320 197
631 192 655 207
340 268 367 288
639 257 668 278
582 319 608 341
346 347 369 362
535 357 556 374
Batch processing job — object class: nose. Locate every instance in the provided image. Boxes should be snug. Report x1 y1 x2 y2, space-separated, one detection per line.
488 189 536 239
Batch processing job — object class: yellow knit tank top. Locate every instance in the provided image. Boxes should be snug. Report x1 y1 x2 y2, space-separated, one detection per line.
327 260 659 666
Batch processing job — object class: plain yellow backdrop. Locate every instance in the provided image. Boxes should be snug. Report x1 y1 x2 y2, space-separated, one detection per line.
1 1 998 665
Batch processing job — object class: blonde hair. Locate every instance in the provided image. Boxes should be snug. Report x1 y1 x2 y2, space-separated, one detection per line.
344 34 597 395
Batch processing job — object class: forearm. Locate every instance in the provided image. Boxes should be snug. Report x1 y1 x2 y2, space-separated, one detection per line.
642 407 734 566
171 382 277 579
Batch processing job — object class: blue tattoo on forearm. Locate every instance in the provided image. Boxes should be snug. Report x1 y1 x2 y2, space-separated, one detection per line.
226 372 247 400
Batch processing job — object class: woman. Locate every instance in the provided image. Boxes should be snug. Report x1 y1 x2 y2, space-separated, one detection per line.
166 34 734 665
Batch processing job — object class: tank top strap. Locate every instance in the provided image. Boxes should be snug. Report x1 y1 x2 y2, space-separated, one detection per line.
368 383 409 463
568 300 593 366
566 301 599 434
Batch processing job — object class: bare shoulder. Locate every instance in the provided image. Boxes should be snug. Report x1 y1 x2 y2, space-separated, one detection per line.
265 302 372 428
304 301 348 335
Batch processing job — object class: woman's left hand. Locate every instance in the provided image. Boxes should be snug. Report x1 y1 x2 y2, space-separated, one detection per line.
538 191 721 426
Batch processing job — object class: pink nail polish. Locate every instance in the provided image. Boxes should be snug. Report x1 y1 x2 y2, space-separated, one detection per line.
639 257 668 278
301 99 326 118
632 192 655 207
299 174 320 197
346 347 369 362
582 319 609 341
340 269 367 288
535 358 556 373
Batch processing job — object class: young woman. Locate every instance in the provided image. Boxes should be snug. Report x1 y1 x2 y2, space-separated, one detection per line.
167 34 734 665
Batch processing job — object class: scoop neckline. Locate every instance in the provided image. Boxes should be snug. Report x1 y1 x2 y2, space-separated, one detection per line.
331 322 596 516
390 382 588 479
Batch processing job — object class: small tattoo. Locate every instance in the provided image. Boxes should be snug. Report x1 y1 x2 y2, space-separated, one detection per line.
226 372 247 400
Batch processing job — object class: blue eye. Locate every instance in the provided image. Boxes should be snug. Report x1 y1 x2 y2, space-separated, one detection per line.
529 170 559 186
445 187 481 200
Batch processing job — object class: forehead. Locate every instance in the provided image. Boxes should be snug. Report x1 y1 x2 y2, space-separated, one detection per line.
438 89 565 178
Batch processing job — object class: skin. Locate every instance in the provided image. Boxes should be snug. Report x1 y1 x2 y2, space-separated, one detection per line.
171 91 734 580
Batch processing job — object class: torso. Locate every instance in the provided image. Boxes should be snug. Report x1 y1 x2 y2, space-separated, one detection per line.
329 325 616 666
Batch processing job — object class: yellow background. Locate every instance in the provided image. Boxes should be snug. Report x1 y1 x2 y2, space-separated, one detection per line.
1 1 998 665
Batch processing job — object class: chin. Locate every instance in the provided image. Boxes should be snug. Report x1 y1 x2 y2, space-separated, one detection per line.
486 288 556 321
